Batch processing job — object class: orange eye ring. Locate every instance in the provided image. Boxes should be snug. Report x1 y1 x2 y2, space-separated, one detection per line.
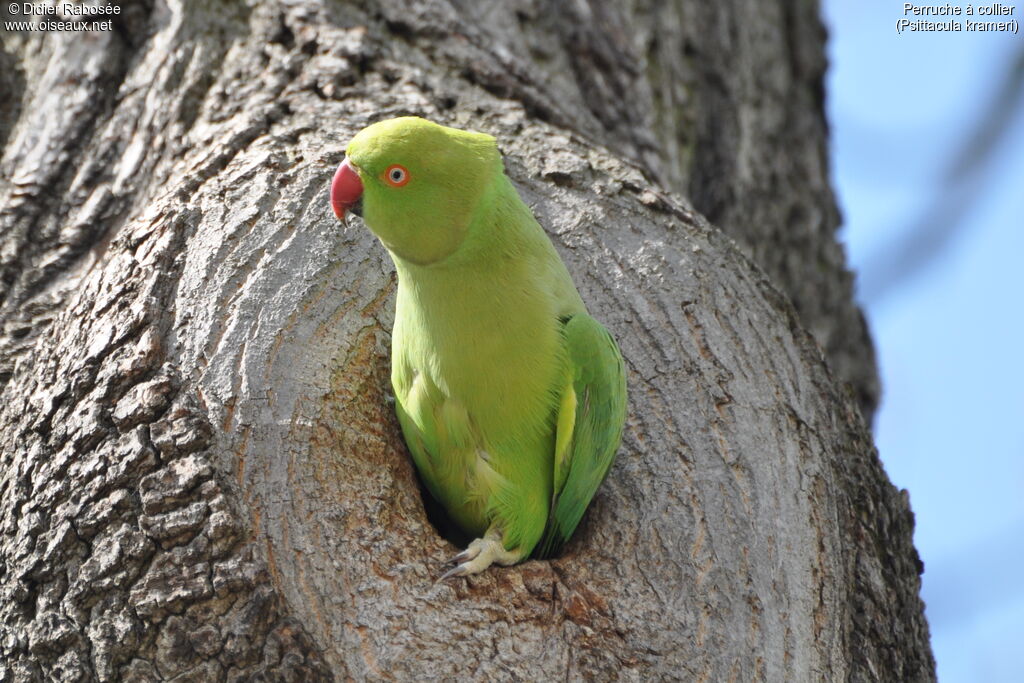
384 164 410 187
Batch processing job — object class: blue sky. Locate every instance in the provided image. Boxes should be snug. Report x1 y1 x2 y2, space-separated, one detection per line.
822 2 1024 680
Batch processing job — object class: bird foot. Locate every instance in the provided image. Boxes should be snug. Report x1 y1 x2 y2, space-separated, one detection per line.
439 530 522 581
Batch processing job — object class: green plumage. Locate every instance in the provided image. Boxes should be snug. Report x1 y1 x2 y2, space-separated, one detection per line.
342 117 627 572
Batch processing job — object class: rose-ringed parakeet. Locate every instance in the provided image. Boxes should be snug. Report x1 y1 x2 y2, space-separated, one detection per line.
330 117 626 577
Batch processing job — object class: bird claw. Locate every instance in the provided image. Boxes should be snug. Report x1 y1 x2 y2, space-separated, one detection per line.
436 542 483 583
446 544 481 566
446 551 468 566
436 533 522 581
437 563 469 583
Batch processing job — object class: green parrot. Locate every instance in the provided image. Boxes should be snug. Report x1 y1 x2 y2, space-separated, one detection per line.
330 117 626 577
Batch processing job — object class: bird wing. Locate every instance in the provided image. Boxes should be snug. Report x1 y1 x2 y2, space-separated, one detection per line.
535 313 627 558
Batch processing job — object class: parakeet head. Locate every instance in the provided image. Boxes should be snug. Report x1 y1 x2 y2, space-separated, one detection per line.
331 117 502 265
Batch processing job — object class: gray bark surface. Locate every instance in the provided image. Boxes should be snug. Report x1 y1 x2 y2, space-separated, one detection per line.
0 1 930 681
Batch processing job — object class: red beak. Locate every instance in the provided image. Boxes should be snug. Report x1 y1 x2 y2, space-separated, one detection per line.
331 157 363 220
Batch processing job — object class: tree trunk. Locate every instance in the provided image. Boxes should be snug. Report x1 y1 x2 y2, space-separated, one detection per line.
0 1 932 680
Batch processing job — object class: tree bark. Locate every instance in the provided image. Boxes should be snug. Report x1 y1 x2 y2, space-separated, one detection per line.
0 1 931 681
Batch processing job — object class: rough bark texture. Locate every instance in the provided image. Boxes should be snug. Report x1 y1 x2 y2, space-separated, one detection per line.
0 1 930 681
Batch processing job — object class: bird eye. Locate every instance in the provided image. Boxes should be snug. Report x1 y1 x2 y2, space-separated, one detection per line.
384 164 410 187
